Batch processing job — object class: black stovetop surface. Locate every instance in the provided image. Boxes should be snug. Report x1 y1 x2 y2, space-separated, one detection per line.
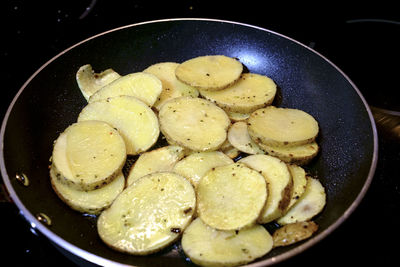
1 1 399 266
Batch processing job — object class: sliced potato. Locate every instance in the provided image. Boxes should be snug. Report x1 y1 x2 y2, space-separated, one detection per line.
158 97 230 152
228 121 264 155
273 221 318 247
50 166 125 214
172 151 233 187
197 163 267 230
286 164 308 210
76 64 121 101
248 106 319 147
78 95 159 155
219 139 241 159
258 141 319 165
52 121 126 191
89 72 162 107
226 111 250 122
182 218 273 267
199 73 277 113
97 172 196 255
143 62 199 110
175 55 243 91
126 145 185 186
277 177 326 225
239 154 292 224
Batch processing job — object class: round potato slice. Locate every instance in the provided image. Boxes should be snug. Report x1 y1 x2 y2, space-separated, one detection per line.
159 97 230 152
228 121 264 155
197 163 267 230
50 166 125 214
143 62 199 110
182 218 273 267
78 95 159 155
172 151 233 187
286 164 308 210
258 141 319 165
277 177 326 225
52 120 126 191
89 72 163 107
126 145 185 186
248 106 319 147
199 73 277 113
175 55 243 91
97 172 196 255
239 154 292 224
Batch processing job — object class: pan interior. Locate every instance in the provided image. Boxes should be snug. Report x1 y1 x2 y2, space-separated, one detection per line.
1 19 376 266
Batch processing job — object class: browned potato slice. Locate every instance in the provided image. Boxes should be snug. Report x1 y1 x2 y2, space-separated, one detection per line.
239 154 293 224
182 218 273 267
175 55 243 91
257 141 319 165
143 62 199 110
248 106 319 147
273 221 318 247
199 73 277 113
158 97 230 152
197 163 267 230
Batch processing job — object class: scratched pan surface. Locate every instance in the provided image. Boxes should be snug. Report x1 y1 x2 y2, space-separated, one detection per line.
0 19 377 266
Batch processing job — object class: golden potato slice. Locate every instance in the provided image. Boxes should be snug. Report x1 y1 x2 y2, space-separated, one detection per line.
76 64 121 101
228 121 264 155
175 55 243 91
248 106 319 147
52 121 126 191
50 166 125 214
172 151 233 187
97 172 196 255
78 95 159 155
158 97 230 152
273 221 318 247
126 145 185 186
89 72 162 107
143 62 199 110
239 154 292 224
182 218 273 267
277 177 326 225
258 141 319 165
286 164 308 210
197 163 267 230
199 73 277 113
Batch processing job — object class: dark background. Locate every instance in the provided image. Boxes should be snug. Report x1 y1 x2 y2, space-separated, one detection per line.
1 1 399 266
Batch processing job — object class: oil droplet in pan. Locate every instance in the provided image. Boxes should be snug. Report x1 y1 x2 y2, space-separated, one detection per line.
15 173 29 186
36 213 52 226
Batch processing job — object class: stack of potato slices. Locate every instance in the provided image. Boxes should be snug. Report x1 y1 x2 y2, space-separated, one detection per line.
49 55 326 266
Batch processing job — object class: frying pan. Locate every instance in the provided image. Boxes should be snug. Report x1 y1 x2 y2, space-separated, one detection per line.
0 18 377 266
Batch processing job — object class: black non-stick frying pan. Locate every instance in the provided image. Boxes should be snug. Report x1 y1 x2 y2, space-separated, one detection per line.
0 18 377 266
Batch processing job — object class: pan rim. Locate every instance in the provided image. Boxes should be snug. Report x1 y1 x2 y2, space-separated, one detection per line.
0 17 378 266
